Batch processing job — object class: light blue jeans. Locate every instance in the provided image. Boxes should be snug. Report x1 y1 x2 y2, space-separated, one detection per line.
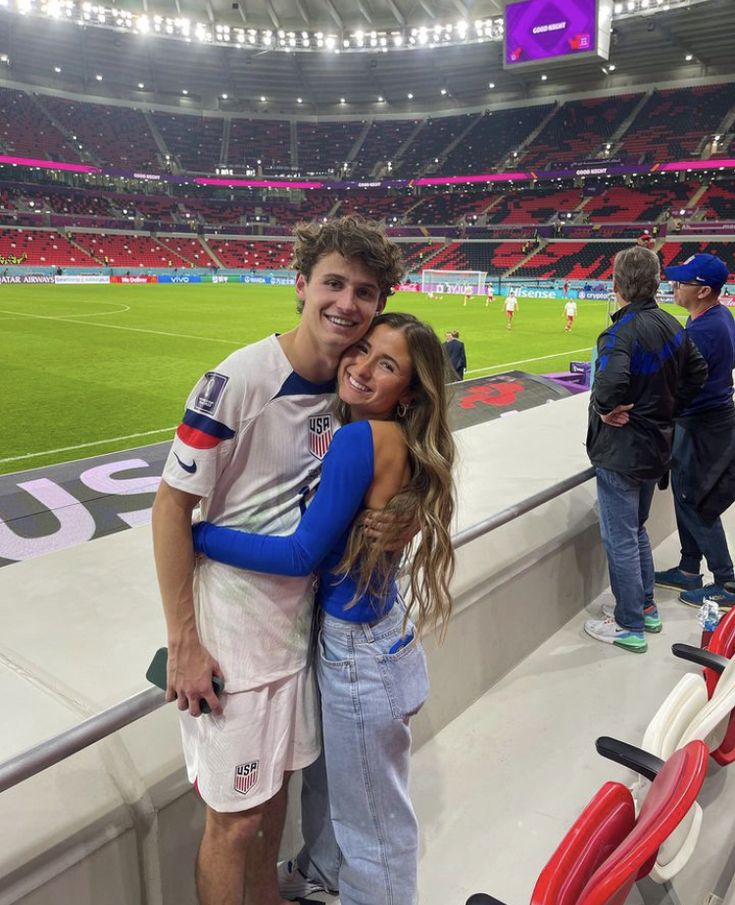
296 604 429 905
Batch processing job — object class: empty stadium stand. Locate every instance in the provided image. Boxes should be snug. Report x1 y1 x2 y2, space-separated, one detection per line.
0 227 98 266
0 88 81 162
351 120 421 177
521 95 641 169
584 183 696 222
296 121 364 175
227 118 291 170
393 113 477 177
150 113 224 172
620 84 735 162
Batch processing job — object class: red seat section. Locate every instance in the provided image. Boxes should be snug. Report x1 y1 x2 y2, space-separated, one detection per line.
584 184 696 223
489 189 581 225
205 239 294 270
71 233 191 268
0 228 99 266
702 608 735 765
660 242 735 279
619 85 735 162
522 96 640 170
0 87 81 162
39 97 160 169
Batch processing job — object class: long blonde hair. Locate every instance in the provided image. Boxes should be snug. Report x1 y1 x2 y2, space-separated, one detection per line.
334 313 456 637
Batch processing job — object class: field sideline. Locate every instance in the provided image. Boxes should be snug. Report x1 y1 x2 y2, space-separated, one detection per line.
1 283 687 475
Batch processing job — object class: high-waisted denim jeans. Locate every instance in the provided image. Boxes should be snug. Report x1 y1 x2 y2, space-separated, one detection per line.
297 603 429 905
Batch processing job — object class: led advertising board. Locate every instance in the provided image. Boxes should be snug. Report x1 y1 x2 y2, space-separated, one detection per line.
504 0 612 68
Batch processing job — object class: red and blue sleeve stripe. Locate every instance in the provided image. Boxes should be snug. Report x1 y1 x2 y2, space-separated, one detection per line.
176 410 236 449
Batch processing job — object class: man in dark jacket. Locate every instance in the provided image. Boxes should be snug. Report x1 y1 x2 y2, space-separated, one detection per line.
584 246 708 653
443 330 467 381
654 254 735 610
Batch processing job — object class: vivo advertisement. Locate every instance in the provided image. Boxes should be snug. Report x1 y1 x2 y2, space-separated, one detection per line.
504 0 611 67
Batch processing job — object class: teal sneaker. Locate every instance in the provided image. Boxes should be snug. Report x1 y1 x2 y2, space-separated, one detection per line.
679 585 735 611
601 602 662 633
584 617 648 653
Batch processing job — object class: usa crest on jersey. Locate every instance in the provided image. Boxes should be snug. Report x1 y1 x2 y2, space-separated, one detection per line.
309 414 333 460
234 761 259 796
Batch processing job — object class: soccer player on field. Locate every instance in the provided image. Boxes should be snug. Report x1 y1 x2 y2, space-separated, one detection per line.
152 217 404 905
486 284 494 306
505 289 519 330
463 289 473 306
563 299 578 332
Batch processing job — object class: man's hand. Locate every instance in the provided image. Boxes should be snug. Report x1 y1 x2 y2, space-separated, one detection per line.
599 403 634 428
167 636 224 717
361 508 419 553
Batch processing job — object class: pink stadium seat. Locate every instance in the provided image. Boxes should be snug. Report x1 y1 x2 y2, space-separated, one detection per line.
465 740 708 905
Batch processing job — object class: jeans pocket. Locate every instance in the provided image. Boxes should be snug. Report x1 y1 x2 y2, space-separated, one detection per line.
376 636 430 721
318 628 353 673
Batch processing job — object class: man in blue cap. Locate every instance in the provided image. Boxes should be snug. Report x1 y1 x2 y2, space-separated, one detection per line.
655 253 735 610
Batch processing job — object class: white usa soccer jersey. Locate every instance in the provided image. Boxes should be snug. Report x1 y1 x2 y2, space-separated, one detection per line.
162 334 336 691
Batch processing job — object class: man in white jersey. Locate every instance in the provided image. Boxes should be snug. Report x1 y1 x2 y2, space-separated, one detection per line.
152 217 404 905
563 299 578 332
485 284 494 306
505 289 519 330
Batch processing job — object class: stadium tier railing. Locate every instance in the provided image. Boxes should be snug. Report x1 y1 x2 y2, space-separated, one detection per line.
0 465 595 796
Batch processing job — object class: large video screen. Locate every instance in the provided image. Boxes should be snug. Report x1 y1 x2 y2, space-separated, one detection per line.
504 0 610 67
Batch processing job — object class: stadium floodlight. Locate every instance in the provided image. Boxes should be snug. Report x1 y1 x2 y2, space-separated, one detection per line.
421 270 486 296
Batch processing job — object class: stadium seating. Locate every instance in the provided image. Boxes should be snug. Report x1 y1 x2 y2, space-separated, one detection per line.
0 88 81 162
0 227 99 266
155 237 214 268
70 233 192 268
227 118 291 170
393 114 477 177
39 97 160 169
440 106 555 175
150 112 224 172
204 238 294 269
489 188 582 225
584 183 696 223
466 740 708 905
702 182 735 221
513 242 624 280
296 121 365 175
620 85 735 162
521 95 640 169
351 120 422 177
405 192 496 225
336 190 418 222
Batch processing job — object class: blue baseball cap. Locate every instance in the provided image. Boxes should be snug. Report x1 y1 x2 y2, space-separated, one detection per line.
665 253 729 291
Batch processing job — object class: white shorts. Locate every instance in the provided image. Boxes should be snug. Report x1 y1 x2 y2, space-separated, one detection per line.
180 665 320 812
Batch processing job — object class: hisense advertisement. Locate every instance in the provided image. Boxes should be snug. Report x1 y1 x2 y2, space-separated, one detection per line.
504 0 612 68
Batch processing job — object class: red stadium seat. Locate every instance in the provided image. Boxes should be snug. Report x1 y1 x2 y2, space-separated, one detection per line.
465 740 708 905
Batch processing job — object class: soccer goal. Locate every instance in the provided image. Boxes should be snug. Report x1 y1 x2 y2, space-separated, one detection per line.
421 269 486 296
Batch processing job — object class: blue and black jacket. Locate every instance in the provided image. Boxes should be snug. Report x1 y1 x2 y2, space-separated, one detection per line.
586 297 708 480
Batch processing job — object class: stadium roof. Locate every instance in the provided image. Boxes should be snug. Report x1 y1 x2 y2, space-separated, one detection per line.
0 0 733 115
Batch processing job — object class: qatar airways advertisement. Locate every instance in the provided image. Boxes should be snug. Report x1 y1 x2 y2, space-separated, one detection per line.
504 0 611 67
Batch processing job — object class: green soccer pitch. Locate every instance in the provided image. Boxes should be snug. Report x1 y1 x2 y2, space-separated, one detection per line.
1 283 683 475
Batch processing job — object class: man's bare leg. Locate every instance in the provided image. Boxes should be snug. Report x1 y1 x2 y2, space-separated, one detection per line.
196 806 264 905
244 777 292 905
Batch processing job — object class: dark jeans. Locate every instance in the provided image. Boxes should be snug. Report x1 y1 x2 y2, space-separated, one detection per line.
672 460 734 586
596 466 657 632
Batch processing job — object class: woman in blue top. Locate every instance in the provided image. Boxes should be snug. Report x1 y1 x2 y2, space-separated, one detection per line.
193 312 455 905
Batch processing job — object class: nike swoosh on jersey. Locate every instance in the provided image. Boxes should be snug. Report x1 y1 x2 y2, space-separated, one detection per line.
174 452 198 474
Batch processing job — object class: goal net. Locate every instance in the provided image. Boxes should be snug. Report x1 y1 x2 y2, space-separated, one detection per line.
421 269 485 295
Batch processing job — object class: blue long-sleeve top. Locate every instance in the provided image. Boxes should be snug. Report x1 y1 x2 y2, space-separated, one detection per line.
192 419 399 622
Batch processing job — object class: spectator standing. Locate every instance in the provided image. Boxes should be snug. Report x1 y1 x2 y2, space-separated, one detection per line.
443 330 467 381
584 246 707 653
655 254 735 610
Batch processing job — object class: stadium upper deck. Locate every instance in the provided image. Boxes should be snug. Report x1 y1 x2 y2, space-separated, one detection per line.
1 81 733 177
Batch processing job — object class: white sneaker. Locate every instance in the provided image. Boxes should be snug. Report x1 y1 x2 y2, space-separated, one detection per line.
277 858 338 901
584 617 647 653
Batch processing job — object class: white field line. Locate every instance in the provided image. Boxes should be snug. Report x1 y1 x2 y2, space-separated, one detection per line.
465 347 592 376
0 426 177 465
0 308 241 345
0 301 131 319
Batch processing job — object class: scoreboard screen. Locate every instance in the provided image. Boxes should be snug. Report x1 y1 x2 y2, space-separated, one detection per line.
503 0 612 68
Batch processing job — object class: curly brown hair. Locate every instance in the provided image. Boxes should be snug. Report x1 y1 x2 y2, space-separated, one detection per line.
292 216 405 312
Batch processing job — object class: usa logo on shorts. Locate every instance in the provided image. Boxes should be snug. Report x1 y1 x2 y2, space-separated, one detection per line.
308 414 333 460
234 761 259 796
